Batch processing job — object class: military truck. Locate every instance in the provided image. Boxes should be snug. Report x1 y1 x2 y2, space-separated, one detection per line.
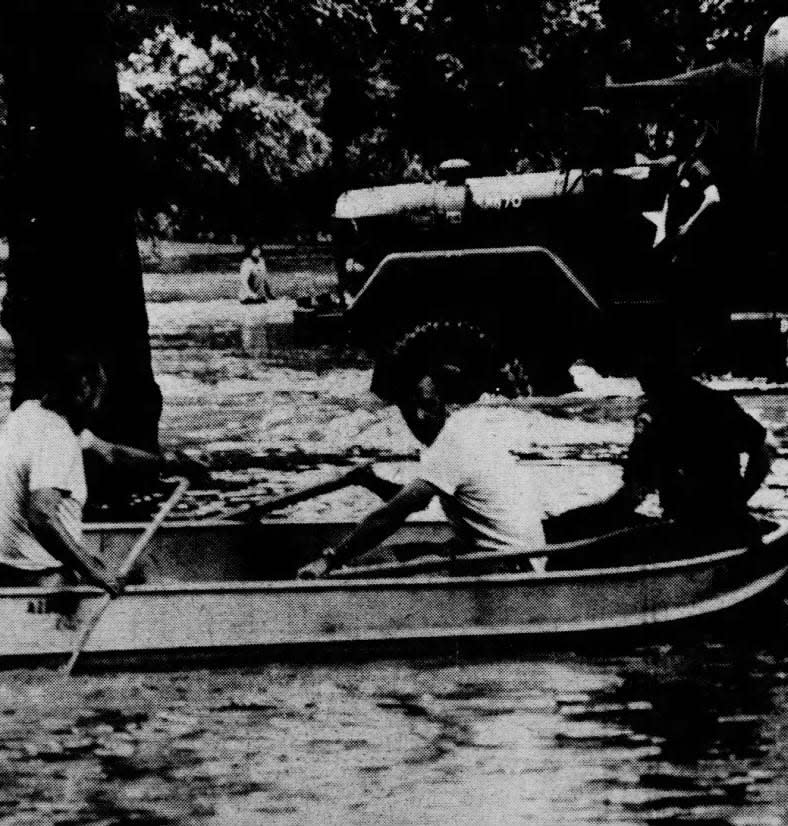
333 153 662 302
327 18 788 388
335 155 673 385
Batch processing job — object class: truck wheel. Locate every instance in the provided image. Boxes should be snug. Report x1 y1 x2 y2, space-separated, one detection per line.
372 320 531 400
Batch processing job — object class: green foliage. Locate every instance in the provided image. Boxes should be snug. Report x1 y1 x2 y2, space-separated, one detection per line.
701 0 788 59
372 0 607 173
119 24 331 238
5 0 788 238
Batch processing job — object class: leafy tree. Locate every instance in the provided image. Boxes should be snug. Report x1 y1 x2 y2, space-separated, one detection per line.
701 0 788 61
119 25 331 238
365 1 605 175
178 0 436 191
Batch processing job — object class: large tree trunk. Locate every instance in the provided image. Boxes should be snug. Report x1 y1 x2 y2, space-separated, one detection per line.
0 0 161 456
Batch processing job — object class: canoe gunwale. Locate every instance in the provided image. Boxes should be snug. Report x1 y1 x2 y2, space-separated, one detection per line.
0 540 780 599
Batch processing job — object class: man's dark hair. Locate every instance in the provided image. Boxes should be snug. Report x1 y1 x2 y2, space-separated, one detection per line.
371 321 498 404
40 352 105 416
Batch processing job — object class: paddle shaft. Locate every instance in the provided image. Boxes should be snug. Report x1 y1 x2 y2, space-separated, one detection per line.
228 461 376 522
62 477 190 676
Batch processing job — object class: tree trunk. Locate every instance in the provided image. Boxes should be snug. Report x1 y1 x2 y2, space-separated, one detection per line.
0 0 162 455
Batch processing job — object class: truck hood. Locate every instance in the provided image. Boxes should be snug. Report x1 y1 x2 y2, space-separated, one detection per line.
334 167 649 220
466 170 584 210
334 183 464 220
333 171 584 221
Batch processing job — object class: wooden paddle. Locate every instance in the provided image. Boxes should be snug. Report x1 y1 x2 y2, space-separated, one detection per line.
224 460 377 522
62 476 190 676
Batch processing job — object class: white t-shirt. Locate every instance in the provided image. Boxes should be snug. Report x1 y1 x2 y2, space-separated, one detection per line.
0 401 88 571
238 257 267 301
417 406 546 553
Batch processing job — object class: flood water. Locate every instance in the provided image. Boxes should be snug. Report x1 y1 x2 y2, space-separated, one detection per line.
2 260 788 824
4 643 788 825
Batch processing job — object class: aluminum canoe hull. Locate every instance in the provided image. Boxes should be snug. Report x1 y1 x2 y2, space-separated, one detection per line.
1 520 786 669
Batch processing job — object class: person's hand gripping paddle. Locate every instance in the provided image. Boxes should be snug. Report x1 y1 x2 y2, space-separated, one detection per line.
62 476 190 676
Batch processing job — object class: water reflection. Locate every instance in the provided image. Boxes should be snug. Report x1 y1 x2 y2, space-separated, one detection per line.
3 636 788 824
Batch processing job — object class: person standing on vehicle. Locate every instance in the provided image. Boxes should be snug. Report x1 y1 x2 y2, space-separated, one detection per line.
238 243 274 304
648 119 726 350
657 124 720 248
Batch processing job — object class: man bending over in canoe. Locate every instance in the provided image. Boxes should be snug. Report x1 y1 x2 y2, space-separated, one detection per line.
0 354 192 593
545 357 773 544
297 322 546 579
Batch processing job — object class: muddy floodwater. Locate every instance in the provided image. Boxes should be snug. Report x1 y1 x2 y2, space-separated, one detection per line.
2 264 788 824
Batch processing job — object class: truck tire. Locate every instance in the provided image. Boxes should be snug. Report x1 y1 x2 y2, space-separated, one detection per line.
371 320 532 401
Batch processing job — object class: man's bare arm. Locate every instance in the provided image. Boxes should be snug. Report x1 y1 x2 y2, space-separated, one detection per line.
28 489 120 594
84 434 160 475
677 184 720 236
298 479 435 578
332 479 434 564
84 435 211 485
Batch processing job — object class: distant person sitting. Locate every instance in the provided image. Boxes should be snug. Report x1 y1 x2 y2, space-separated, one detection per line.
0 355 192 592
546 357 772 544
297 323 546 579
238 244 274 304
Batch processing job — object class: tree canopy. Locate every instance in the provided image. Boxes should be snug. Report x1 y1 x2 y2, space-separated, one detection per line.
3 0 788 240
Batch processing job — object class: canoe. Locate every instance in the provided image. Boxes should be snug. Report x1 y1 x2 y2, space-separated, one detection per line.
2 517 787 669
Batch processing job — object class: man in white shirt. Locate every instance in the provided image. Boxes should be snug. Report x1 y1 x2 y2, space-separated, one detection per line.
418 405 545 554
297 323 546 578
0 355 191 591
